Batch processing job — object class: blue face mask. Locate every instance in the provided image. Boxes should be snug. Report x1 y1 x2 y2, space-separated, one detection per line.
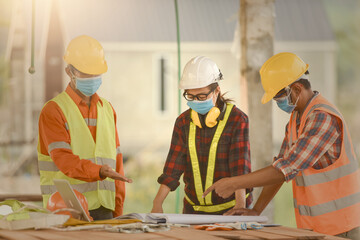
75 76 102 96
187 98 214 115
275 91 299 114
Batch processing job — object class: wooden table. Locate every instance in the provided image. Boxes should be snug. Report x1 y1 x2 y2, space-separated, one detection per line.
0 226 346 240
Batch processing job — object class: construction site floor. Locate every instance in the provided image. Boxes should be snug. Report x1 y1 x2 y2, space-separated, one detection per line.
0 226 346 240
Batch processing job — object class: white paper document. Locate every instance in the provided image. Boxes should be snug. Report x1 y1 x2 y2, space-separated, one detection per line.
115 213 167 224
116 213 267 225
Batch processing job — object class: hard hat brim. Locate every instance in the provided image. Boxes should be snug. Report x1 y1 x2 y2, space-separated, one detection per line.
261 92 273 104
68 60 108 75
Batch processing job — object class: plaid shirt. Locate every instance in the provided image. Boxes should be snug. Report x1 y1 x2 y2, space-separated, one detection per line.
158 104 252 213
273 94 342 182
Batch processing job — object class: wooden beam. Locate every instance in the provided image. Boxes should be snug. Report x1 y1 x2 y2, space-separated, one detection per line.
0 194 42 202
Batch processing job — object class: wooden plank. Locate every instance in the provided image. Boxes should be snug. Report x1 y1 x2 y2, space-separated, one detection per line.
207 230 260 239
26 230 81 240
0 194 42 202
0 230 40 240
19 230 168 240
227 229 294 240
323 236 348 240
194 228 294 240
77 231 167 240
153 227 226 240
259 226 325 239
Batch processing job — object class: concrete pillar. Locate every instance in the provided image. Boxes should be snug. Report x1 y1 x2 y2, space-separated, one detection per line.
240 0 275 222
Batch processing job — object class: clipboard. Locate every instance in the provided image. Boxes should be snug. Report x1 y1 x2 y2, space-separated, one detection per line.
53 179 92 222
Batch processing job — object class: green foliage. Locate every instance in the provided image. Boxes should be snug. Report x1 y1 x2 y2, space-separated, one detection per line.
323 0 360 156
274 182 296 227
123 159 184 214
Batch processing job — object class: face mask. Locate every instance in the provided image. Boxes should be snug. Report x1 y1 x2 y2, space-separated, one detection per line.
275 90 299 114
75 76 102 96
187 97 214 115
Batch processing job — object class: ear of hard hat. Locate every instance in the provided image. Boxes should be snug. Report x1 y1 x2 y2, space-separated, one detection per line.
64 35 108 75
260 52 309 104
180 56 222 89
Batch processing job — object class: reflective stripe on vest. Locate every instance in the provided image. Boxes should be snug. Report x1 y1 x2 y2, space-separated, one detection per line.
48 141 71 154
65 119 97 130
185 192 250 213
288 94 360 235
184 193 235 213
38 156 116 171
187 104 234 212
40 180 115 195
37 91 117 211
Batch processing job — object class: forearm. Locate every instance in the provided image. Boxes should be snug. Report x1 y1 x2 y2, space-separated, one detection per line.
232 166 285 190
51 149 103 182
153 184 171 206
234 189 246 208
252 182 283 214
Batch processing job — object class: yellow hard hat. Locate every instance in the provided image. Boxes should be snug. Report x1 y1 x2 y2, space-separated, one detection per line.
260 52 309 104
63 35 108 75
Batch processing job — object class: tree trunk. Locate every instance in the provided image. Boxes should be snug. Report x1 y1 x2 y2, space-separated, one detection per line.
240 0 275 222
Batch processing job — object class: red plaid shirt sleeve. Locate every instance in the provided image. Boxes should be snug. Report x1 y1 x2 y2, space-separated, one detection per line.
273 110 341 182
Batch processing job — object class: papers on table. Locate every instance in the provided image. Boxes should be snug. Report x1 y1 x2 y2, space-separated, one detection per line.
116 213 268 225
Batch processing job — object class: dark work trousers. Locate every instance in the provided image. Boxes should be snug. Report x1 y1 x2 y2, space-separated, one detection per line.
89 206 113 220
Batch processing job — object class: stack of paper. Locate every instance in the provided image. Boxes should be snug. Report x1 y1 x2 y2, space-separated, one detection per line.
116 213 267 225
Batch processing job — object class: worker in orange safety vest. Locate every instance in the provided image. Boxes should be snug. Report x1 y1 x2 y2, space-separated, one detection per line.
203 52 360 239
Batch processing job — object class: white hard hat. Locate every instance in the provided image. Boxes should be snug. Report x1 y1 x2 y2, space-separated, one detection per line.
179 56 222 89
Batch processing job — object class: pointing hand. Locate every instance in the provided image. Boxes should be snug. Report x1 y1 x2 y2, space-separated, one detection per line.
100 164 132 183
203 177 235 199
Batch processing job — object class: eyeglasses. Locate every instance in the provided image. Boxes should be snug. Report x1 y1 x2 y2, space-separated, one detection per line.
273 86 291 100
183 88 215 101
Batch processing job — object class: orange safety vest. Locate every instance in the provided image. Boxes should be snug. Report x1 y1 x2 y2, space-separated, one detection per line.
288 94 360 235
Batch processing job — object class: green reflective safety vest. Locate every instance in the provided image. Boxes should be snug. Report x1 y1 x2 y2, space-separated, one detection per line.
185 103 236 213
37 91 117 211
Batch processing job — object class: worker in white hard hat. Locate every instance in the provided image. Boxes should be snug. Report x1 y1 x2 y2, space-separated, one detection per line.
151 56 253 215
203 52 360 238
37 35 132 220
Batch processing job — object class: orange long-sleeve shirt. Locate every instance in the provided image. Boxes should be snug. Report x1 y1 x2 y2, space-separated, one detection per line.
38 84 125 217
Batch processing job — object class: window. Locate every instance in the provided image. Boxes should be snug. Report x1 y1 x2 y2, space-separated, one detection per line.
153 54 173 116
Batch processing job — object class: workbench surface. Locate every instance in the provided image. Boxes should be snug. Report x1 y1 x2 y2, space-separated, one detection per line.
0 226 346 240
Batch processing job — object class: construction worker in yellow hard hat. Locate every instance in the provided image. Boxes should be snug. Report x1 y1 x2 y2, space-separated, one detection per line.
37 35 132 220
151 56 253 215
203 52 360 238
